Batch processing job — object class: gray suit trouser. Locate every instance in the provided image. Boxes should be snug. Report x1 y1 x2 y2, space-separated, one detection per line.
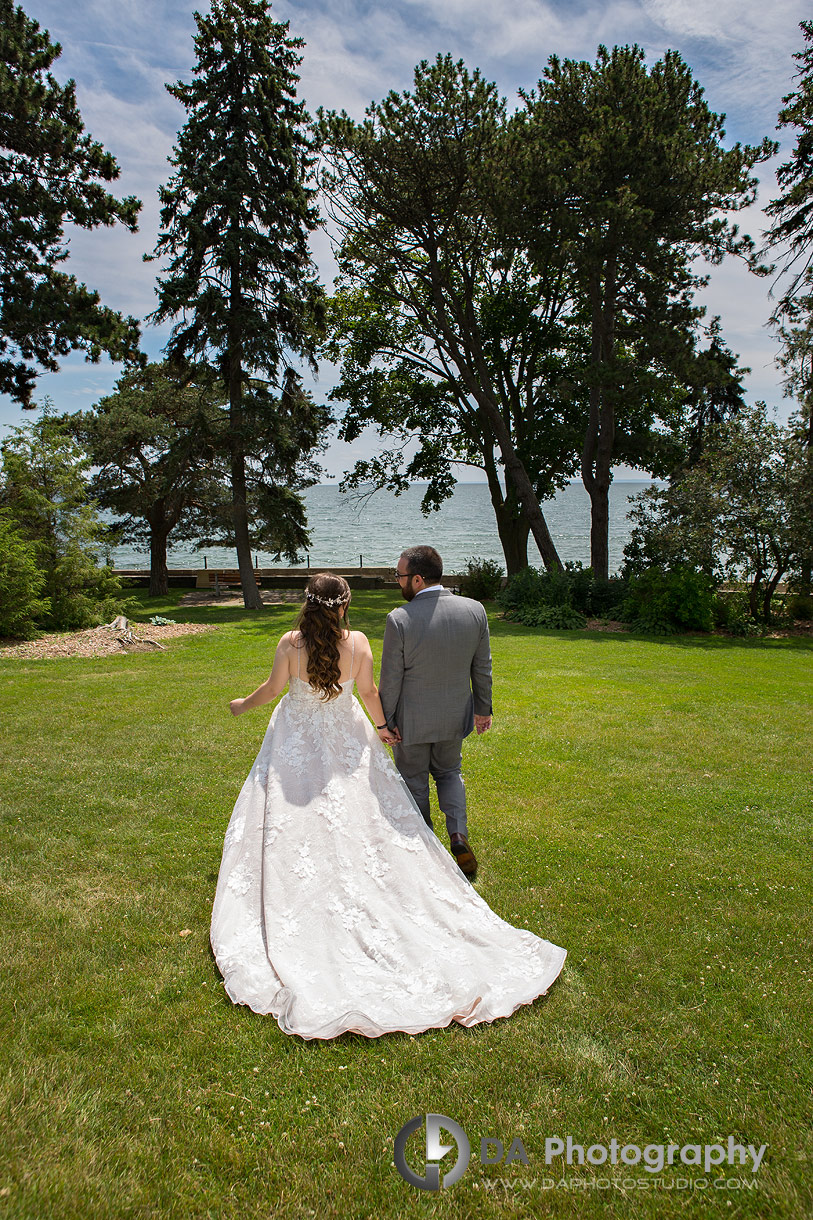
393 739 466 838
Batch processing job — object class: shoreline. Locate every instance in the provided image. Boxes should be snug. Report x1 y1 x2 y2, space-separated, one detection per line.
114 566 462 591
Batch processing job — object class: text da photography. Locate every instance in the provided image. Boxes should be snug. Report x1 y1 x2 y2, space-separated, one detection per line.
393 1114 767 1191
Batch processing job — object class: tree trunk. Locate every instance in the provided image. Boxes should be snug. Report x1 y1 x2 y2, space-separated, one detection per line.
149 526 170 597
581 390 614 581
587 478 610 580
465 390 561 568
581 268 617 581
748 567 763 623
228 256 263 611
763 567 785 622
493 434 561 570
426 272 562 570
229 417 263 611
800 397 813 596
497 508 531 576
482 443 530 575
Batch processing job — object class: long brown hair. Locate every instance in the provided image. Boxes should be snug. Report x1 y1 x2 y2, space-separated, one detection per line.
294 573 351 701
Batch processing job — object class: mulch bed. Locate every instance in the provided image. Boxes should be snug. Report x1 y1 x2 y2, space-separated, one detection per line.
0 622 218 660
582 618 813 638
3 611 810 661
585 618 628 632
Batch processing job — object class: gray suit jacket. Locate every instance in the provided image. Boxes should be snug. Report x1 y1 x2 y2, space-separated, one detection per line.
378 587 492 745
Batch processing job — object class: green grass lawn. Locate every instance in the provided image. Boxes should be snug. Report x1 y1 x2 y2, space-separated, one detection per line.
1 590 811 1220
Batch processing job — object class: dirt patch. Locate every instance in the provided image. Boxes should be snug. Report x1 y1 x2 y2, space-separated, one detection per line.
582 618 813 638
0 621 218 660
765 620 813 638
584 618 629 633
179 589 304 608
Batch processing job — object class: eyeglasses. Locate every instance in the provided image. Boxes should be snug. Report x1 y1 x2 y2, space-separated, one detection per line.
394 569 413 581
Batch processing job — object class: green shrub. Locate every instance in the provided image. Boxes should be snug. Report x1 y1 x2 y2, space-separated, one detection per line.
621 566 716 634
43 554 134 632
507 603 587 630
787 592 813 620
457 557 504 601
498 563 577 613
586 576 628 618
498 562 627 624
497 565 549 612
0 514 50 639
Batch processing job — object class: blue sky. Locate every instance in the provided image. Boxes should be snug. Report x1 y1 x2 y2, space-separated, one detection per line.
2 0 810 478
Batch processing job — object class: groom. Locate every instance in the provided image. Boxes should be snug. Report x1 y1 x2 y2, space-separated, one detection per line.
378 545 493 881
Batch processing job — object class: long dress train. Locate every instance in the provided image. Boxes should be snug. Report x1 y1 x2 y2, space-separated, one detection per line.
210 649 566 1040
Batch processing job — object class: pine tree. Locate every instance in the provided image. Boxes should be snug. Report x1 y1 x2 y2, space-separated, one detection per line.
511 46 775 578
0 0 141 406
763 21 813 318
148 0 327 608
763 21 813 591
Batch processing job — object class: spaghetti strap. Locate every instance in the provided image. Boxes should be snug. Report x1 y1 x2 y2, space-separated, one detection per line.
296 632 301 678
349 631 355 679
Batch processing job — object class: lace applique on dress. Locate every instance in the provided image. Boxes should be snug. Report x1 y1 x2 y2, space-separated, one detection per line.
210 645 566 1039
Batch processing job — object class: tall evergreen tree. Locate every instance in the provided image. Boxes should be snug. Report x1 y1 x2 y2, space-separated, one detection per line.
0 0 141 407
148 0 327 608
680 320 749 468
763 20 813 319
763 21 813 591
510 45 775 578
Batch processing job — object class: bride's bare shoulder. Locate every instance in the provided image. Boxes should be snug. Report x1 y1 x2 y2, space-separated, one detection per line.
279 630 303 649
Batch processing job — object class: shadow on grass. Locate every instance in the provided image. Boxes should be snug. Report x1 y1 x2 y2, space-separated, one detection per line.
486 607 813 652
124 587 403 639
125 589 298 628
126 588 813 653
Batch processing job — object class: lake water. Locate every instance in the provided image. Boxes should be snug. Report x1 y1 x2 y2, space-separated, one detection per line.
109 481 658 575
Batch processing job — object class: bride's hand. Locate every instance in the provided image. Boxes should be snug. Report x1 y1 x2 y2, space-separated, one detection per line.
230 698 245 716
378 727 399 745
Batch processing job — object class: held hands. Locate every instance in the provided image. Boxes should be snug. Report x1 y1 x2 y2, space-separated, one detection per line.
474 714 492 735
377 726 401 746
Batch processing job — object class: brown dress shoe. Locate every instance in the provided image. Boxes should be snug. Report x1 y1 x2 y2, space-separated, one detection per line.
450 834 478 881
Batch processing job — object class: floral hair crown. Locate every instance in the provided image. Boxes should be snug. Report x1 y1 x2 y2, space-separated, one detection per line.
306 589 348 607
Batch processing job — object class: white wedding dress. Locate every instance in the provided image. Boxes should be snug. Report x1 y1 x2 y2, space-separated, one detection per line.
210 643 566 1040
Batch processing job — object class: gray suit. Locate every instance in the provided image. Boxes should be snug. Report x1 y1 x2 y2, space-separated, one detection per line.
378 587 492 837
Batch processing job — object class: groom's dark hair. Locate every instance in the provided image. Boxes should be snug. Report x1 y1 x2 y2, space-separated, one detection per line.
402 545 442 583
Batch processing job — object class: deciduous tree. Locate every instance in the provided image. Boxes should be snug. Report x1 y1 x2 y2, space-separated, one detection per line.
73 363 227 596
624 403 813 622
318 56 572 572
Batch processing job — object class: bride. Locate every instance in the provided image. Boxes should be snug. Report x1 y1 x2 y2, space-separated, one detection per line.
210 572 566 1040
